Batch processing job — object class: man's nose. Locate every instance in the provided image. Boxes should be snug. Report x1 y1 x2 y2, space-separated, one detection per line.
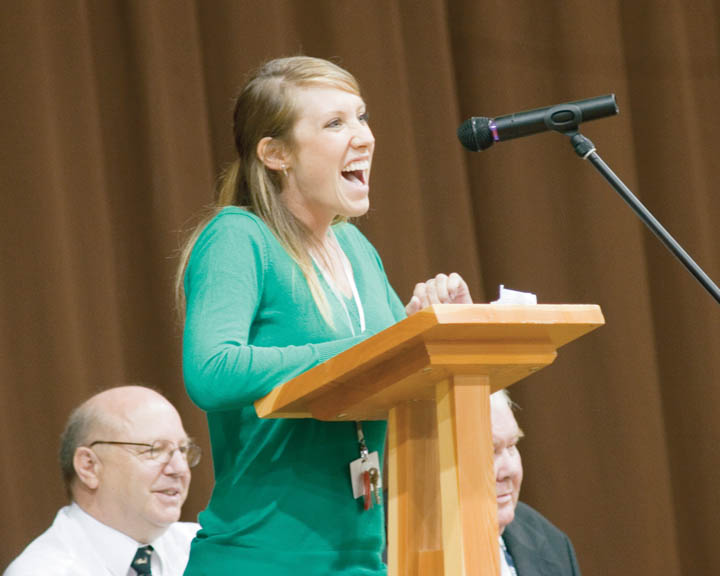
164 448 191 474
495 451 513 479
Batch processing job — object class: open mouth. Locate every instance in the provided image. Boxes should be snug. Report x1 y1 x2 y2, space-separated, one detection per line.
341 160 369 185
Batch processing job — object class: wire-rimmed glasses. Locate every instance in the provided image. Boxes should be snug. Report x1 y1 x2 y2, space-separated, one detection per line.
88 439 202 468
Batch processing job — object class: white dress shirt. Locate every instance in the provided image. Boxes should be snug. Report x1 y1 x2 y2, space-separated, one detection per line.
499 535 517 576
4 503 199 576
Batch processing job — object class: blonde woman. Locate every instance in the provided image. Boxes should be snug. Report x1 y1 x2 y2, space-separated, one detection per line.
179 56 471 575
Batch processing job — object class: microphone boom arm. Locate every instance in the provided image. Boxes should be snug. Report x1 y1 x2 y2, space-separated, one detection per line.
568 131 720 304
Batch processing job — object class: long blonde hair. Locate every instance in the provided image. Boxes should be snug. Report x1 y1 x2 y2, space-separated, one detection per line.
175 56 362 325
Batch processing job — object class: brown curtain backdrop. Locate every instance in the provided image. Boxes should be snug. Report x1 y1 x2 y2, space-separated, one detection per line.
2 1 718 574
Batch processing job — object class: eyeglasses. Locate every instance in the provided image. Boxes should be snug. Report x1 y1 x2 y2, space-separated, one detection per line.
88 439 202 468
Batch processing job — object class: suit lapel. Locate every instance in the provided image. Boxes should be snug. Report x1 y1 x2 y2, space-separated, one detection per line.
503 515 564 576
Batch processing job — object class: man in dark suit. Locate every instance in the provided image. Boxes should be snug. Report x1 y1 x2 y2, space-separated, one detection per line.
492 390 582 576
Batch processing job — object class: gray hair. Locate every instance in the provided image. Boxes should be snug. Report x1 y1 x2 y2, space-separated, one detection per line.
492 388 516 410
491 388 524 439
58 401 112 500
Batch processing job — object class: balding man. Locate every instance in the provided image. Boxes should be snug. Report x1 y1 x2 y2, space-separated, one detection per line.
491 389 581 576
4 386 201 576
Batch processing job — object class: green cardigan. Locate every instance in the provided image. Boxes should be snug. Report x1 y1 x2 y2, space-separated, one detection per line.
182 207 405 575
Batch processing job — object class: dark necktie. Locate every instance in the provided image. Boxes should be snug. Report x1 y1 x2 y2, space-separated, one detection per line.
131 545 154 576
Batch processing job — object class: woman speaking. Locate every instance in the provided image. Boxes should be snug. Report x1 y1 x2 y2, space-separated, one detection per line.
178 56 471 575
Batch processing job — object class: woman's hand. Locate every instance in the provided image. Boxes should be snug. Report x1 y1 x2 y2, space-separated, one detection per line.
405 272 473 316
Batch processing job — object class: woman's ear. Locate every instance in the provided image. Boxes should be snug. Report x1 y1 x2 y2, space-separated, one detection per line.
73 447 101 490
257 137 289 171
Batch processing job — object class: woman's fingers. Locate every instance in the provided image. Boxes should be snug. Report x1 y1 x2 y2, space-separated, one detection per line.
405 273 473 315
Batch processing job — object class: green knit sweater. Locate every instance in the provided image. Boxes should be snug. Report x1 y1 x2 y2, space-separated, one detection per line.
182 207 405 575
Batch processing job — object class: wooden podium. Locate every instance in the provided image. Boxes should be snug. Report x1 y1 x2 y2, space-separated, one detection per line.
255 304 604 575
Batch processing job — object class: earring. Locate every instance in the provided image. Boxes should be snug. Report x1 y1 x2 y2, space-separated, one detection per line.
281 164 288 178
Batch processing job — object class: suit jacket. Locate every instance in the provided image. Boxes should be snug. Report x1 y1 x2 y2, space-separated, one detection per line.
503 501 581 576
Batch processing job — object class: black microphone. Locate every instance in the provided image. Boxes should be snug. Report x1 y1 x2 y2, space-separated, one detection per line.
457 94 619 151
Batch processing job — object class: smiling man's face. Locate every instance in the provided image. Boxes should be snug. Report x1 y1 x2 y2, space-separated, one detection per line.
81 388 192 543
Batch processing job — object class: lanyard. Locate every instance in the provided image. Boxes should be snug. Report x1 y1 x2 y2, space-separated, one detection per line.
311 230 366 336
313 233 371 466
356 421 369 460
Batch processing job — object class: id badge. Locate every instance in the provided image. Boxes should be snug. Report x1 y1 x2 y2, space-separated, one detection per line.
349 450 382 499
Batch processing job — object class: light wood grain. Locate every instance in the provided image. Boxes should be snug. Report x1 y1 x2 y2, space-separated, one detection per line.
255 304 603 420
256 304 604 576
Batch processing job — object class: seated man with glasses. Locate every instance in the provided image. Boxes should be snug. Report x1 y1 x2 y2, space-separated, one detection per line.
4 385 201 576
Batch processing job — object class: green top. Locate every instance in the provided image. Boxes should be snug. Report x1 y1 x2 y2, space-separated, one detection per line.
182 207 405 575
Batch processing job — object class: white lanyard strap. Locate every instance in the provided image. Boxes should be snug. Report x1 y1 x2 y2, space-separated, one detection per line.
356 421 369 460
312 231 366 335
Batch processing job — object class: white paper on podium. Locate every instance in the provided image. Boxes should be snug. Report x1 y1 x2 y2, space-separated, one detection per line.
490 285 537 306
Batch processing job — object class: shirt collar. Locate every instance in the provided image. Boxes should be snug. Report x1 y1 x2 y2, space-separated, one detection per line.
69 502 168 576
499 535 513 576
70 503 139 575
148 534 170 574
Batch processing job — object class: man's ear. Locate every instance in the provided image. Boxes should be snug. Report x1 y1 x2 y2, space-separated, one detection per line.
256 137 289 171
73 447 101 490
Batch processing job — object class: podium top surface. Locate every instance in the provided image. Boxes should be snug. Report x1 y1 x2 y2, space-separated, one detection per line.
255 304 604 420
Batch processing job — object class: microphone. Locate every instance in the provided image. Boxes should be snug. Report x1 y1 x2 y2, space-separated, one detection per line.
457 94 618 151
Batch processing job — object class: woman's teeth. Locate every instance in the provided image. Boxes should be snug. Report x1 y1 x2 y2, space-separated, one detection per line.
342 160 369 184
343 160 369 172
